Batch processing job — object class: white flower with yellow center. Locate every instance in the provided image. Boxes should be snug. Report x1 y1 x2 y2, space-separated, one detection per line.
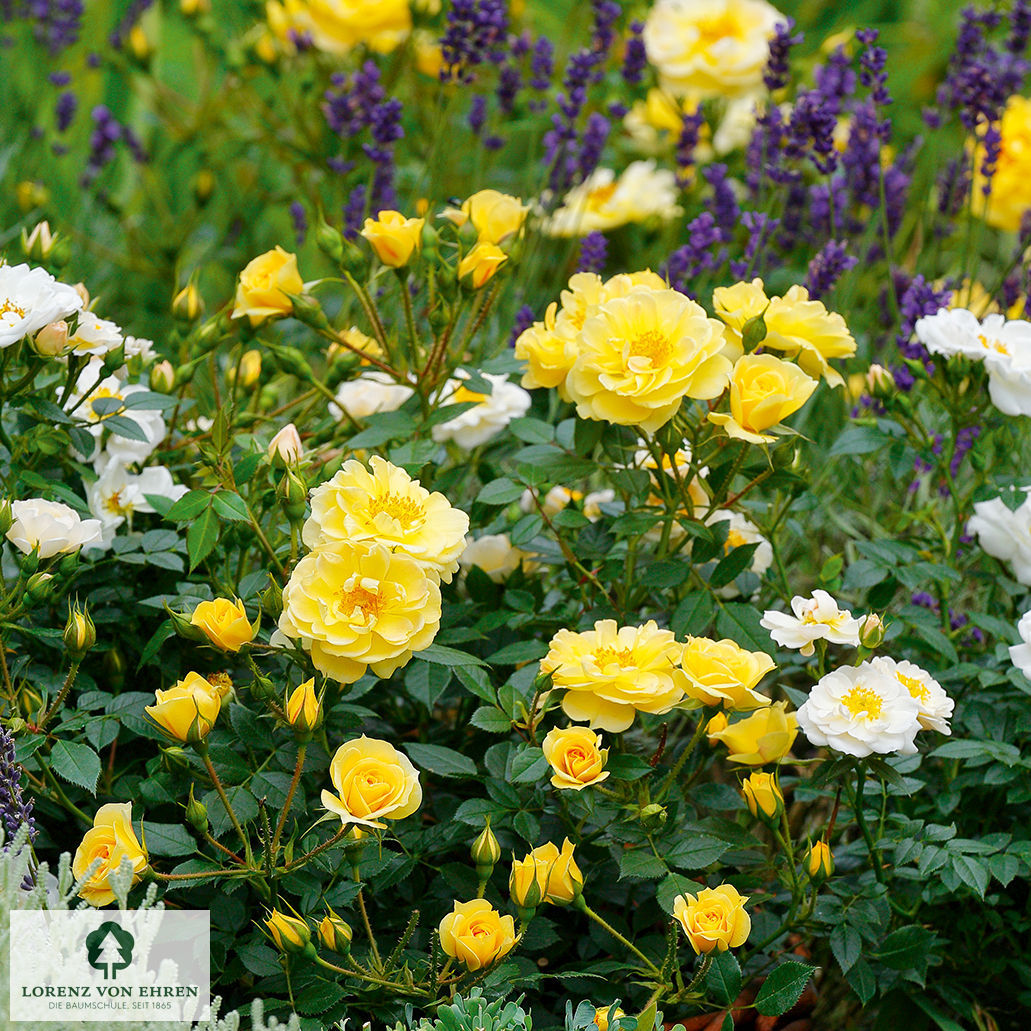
66 314 123 357
278 539 442 684
760 590 863 656
303 456 469 583
0 262 83 348
330 371 413 421
796 662 922 757
643 0 785 100
6 498 103 558
870 656 953 735
1010 611 1031 679
967 492 1031 585
431 371 531 450
914 308 1026 360
86 461 187 549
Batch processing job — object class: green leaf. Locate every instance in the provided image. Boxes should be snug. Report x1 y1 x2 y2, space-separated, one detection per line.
454 665 496 702
640 560 689 589
708 542 760 589
143 822 197 857
405 662 452 711
49 740 101 794
846 958 877 1005
665 835 730 871
187 504 220 570
950 855 990 899
671 591 714 638
830 923 862 974
137 619 175 671
166 489 213 522
618 850 667 880
875 925 936 970
402 743 477 778
476 478 525 506
754 961 815 1016
705 950 742 1006
656 872 697 913
606 754 653 780
414 644 487 667
487 640 547 665
212 491 251 522
510 512 543 547
470 706 512 733
714 602 776 655
103 414 149 442
509 746 548 783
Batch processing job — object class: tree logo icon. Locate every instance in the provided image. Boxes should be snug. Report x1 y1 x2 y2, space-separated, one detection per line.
85 921 134 980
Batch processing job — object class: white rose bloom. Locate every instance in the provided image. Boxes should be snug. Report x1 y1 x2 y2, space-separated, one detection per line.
66 314 123 357
459 534 526 582
797 661 922 757
967 494 1031 584
983 344 1031 417
544 161 681 237
330 371 414 421
432 371 531 450
1010 611 1031 679
870 656 953 735
86 461 187 549
521 486 578 516
914 308 1031 362
706 509 773 595
643 0 784 100
760 589 864 656
0 263 83 348
124 335 156 364
583 489 615 520
6 498 103 558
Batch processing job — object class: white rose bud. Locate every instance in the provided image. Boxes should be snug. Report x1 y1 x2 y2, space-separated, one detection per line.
269 423 303 467
33 320 69 357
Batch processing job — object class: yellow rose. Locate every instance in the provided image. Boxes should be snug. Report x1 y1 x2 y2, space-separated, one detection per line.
681 637 776 710
278 539 441 684
72 803 149 907
566 287 734 433
643 0 784 99
515 303 577 391
286 678 321 733
239 349 262 388
458 241 509 289
708 354 817 443
321 735 422 828
265 909 312 954
303 457 470 584
266 0 410 55
438 899 517 971
460 189 529 244
145 672 222 743
360 210 424 268
763 286 856 387
740 770 784 821
672 884 751 953
190 598 254 652
510 839 583 907
231 246 303 325
318 909 353 953
705 711 729 744
541 727 610 790
542 619 687 732
594 1007 625 1031
709 701 798 764
805 839 834 882
713 277 770 349
973 95 1031 231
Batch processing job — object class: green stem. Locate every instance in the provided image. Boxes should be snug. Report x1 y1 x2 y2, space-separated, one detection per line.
576 898 662 975
271 743 306 862
199 745 252 863
38 661 81 732
658 717 707 799
852 761 885 884
355 877 383 969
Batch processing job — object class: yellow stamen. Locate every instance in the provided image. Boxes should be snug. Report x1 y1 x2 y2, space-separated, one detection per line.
897 671 929 702
841 684 883 721
628 330 672 367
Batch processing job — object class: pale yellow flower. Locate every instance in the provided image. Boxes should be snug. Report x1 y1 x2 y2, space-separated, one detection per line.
460 189 529 244
231 247 303 325
190 598 254 652
321 735 422 828
763 285 856 387
458 241 508 288
266 0 410 55
973 95 1031 232
438 900 516 970
709 701 798 764
681 637 776 710
360 211 424 267
145 672 222 743
510 839 583 905
672 884 751 953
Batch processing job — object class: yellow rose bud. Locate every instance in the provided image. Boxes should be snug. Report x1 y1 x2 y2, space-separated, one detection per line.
238 348 263 388
72 803 149 907
145 672 222 743
63 604 96 661
859 613 885 649
805 840 834 883
231 246 304 325
512 839 583 908
541 726 610 790
709 701 798 765
471 816 502 870
190 598 254 652
708 354 818 443
438 899 517 971
16 180 49 212
672 884 751 954
360 210 424 268
318 909 353 954
594 1006 625 1031
321 736 422 828
172 283 203 323
740 771 784 822
265 909 312 954
128 23 152 61
509 854 544 912
681 637 776 711
458 241 509 289
460 190 529 245
706 711 729 744
286 678 321 734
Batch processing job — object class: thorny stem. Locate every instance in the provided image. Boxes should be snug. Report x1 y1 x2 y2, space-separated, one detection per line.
271 743 306 862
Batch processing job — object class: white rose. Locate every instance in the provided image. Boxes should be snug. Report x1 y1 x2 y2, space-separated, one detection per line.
706 509 773 597
870 656 953 735
1010 611 1031 679
967 494 1031 584
984 345 1031 417
87 461 187 550
6 498 103 558
760 589 864 656
713 95 761 155
67 314 123 357
796 661 922 758
330 371 414 421
431 372 531 450
459 534 526 582
914 308 1031 362
0 263 83 348
268 423 303 464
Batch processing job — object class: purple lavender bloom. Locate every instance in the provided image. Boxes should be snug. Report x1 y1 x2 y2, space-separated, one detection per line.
55 89 76 132
468 94 488 135
439 0 509 83
47 70 70 86
82 105 122 185
109 0 154 49
730 212 779 279
290 201 307 247
577 111 610 179
674 107 706 189
621 20 647 85
0 727 35 845
508 304 536 347
530 37 554 91
665 213 724 295
911 591 938 610
20 0 84 54
496 63 522 115
703 164 739 240
763 18 802 92
785 89 840 174
343 184 367 240
806 240 857 299
577 231 608 275
950 426 980 476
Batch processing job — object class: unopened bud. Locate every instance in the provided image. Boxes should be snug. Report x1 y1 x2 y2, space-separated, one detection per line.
269 344 313 381
260 580 283 620
705 712 729 745
741 306 769 350
741 771 784 824
471 817 501 877
16 180 49 212
268 423 302 468
33 320 69 357
21 220 57 262
286 293 330 331
278 470 308 522
315 219 345 264
166 606 208 643
805 840 834 884
0 500 12 537
172 283 203 323
63 604 96 661
251 673 277 703
150 360 176 393
859 613 885 649
238 349 262 388
285 678 322 736
318 910 353 954
638 802 667 832
25 572 54 603
864 363 895 399
185 784 208 834
265 909 314 956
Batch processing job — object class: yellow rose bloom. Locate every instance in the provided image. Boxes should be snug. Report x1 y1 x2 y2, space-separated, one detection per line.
672 884 751 954
318 909 353 953
710 700 798 764
973 95 1031 231
681 637 776 710
360 210 424 268
594 1007 625 1031
72 803 149 907
286 678 321 733
190 598 254 652
740 770 784 820
145 672 222 743
511 839 583 906
515 302 577 391
461 189 529 244
643 0 784 100
231 246 303 326
542 619 688 732
438 899 517 971
303 457 470 583
541 727 610 790
705 711 729 744
278 539 442 684
458 241 509 289
708 354 818 443
566 287 734 433
321 735 422 828
763 286 856 387
266 0 410 55
713 277 770 347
